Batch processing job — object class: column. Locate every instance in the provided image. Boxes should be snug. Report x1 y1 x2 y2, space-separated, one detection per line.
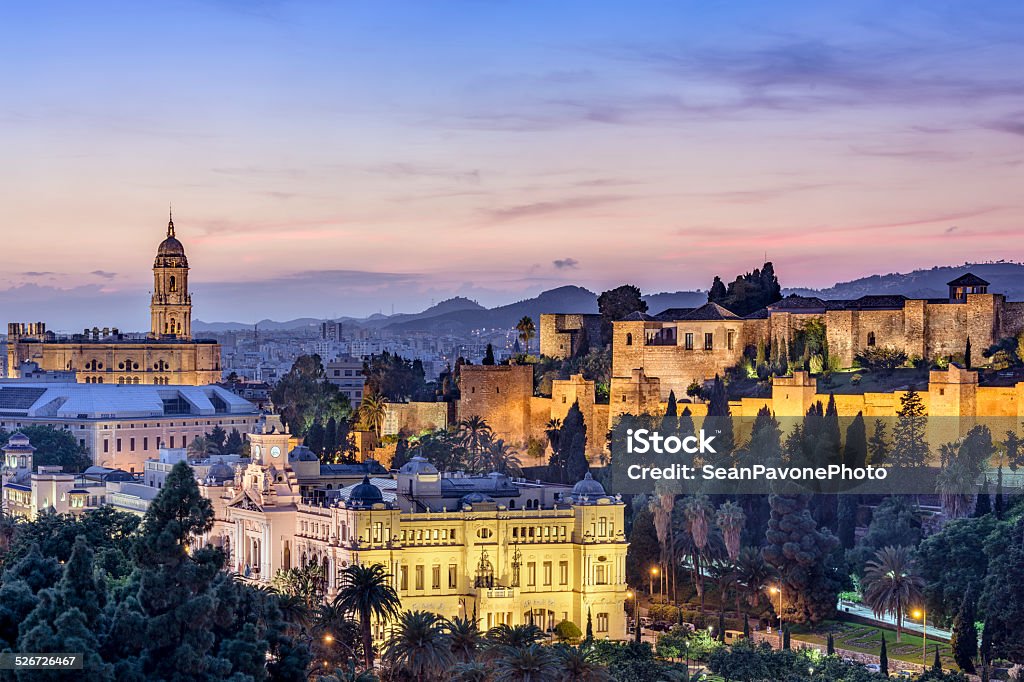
261 524 271 580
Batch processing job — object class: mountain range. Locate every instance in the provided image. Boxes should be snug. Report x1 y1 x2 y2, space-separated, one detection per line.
192 262 1024 334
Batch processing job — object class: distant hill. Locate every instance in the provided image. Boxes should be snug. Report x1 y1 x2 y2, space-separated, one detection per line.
193 262 1024 333
382 286 598 333
784 262 1024 300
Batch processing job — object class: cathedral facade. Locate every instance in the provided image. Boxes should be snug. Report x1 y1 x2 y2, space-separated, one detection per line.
6 213 222 385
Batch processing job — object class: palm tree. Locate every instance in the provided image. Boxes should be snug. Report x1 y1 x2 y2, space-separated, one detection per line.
492 644 558 682
862 546 924 642
333 563 402 669
383 610 454 682
484 624 545 659
446 616 482 664
0 512 20 554
450 661 490 682
516 316 537 354
483 439 523 476
458 416 494 466
544 419 562 453
683 494 714 610
359 393 388 440
715 501 746 563
734 547 775 612
649 487 675 600
315 602 363 669
554 644 610 681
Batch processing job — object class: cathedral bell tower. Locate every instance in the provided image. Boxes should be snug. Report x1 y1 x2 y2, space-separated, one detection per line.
151 209 192 339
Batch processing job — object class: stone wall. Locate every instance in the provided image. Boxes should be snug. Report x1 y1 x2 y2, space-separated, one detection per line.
539 313 602 359
383 401 449 437
458 364 534 442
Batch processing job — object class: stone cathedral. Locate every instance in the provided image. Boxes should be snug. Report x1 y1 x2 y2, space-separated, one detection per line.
6 213 222 385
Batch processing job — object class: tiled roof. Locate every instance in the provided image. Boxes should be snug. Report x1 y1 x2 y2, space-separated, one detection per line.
653 307 695 321
947 273 990 287
677 302 741 320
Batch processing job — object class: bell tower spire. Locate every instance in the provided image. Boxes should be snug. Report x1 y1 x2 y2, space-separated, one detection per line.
151 209 191 340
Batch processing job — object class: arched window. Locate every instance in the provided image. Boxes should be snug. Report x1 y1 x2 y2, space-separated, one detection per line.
169 276 176 292
867 332 876 347
625 333 633 346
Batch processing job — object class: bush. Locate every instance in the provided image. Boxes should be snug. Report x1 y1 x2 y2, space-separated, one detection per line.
854 346 909 374
554 619 582 643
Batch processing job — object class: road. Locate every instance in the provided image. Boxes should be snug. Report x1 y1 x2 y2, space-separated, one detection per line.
836 601 951 640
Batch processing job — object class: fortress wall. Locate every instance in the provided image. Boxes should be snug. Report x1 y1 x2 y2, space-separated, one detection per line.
383 402 449 437
1000 301 1024 337
457 364 534 445
976 387 1018 417
922 303 969 360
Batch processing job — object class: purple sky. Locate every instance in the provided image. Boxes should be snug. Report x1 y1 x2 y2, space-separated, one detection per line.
2 1 1024 329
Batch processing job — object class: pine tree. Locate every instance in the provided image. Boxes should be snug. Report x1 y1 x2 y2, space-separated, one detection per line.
305 420 325 455
482 344 495 365
880 636 889 676
950 587 978 673
892 388 929 467
224 428 244 455
867 419 890 466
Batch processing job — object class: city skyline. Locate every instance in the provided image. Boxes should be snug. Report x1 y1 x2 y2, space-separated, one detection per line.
3 1 1024 327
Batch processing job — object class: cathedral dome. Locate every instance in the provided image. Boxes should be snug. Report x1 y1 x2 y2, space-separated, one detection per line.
349 476 384 506
571 472 605 497
207 461 235 482
155 214 189 264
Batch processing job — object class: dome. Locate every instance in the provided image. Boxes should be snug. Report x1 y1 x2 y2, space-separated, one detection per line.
399 455 439 476
157 236 186 257
289 445 319 462
3 432 34 451
460 492 494 506
571 472 605 497
207 461 235 482
349 476 383 506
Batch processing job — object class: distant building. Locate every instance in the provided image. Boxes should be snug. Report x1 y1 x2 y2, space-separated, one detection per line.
0 381 260 471
325 355 366 406
321 321 344 342
6 213 222 386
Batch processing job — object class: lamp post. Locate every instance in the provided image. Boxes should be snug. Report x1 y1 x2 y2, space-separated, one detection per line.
650 566 660 596
769 585 784 649
912 607 927 667
627 591 636 636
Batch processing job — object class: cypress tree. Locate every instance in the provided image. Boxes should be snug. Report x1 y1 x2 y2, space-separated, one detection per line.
880 635 888 676
933 645 942 672
482 344 495 365
867 419 890 466
586 609 594 643
743 613 750 638
975 478 991 517
980 617 993 666
782 625 791 650
951 586 978 673
995 466 1005 519
665 390 678 417
965 336 972 370
837 495 858 550
718 612 726 642
843 412 868 469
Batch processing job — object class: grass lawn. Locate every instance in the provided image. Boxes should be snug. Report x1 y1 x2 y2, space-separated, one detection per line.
791 620 957 670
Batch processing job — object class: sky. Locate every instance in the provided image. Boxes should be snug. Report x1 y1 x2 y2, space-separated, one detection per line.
2 0 1024 329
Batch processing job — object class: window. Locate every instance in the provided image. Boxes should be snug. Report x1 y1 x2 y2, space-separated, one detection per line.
143 437 148 451
400 565 409 591
103 440 109 453
559 561 569 585
625 333 633 346
598 517 607 536
415 565 424 591
727 330 736 350
867 331 876 347
543 562 552 586
595 564 607 585
684 333 694 350
596 613 608 633
130 437 135 450
704 332 714 350
432 565 441 590
527 562 536 586
449 564 458 589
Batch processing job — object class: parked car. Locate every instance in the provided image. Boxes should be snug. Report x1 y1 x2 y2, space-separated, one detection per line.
864 663 881 673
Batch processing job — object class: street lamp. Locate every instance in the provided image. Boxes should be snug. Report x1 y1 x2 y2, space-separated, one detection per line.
627 591 637 635
650 566 660 595
769 585 784 649
912 607 927 667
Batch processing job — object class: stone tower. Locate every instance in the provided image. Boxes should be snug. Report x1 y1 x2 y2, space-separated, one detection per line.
151 209 192 339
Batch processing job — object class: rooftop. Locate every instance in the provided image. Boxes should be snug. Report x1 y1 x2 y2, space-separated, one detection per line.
0 382 257 419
